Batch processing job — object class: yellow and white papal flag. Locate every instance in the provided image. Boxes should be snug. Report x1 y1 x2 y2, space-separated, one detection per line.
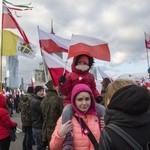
2 30 36 58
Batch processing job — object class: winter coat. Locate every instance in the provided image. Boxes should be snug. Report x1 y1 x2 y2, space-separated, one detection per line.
41 80 63 143
99 85 150 150
59 56 100 105
50 115 100 150
30 95 43 129
0 94 17 140
50 84 102 150
20 93 33 126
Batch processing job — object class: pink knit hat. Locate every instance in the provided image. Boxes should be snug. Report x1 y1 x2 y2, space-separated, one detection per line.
71 84 97 116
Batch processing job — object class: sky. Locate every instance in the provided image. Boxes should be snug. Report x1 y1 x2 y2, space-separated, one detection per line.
1 0 150 85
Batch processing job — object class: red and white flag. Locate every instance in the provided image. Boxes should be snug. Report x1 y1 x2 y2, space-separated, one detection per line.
97 67 113 81
2 2 29 44
145 32 150 49
68 35 110 61
41 50 71 86
38 28 70 53
97 67 110 79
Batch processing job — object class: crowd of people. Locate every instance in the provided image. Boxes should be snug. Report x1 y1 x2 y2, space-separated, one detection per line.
0 54 150 150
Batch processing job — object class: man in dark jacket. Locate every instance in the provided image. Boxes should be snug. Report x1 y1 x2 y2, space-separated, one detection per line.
41 80 63 150
20 86 34 150
30 85 45 150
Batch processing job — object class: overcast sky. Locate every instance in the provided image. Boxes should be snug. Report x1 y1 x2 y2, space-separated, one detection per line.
1 0 150 84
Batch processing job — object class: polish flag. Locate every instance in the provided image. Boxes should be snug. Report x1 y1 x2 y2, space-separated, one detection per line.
2 2 29 44
145 32 150 49
98 67 110 79
68 35 110 61
41 50 71 86
97 67 113 81
38 28 70 53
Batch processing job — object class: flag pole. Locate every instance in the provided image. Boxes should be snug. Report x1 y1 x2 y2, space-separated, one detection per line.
0 2 4 92
146 48 150 69
144 32 150 78
0 34 2 92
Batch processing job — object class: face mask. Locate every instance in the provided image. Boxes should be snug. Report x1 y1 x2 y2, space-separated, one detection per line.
76 64 89 71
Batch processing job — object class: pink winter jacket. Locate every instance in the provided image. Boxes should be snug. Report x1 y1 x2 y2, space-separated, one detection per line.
49 114 101 150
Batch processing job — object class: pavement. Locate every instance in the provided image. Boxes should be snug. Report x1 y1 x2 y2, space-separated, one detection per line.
9 111 37 150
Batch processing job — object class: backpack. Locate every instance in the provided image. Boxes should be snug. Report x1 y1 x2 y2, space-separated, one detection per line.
20 94 32 126
100 123 150 150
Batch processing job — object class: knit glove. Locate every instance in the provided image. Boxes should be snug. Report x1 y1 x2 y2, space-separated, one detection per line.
96 96 103 104
59 74 66 84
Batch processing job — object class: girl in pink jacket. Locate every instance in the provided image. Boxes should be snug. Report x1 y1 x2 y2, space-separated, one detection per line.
50 84 102 150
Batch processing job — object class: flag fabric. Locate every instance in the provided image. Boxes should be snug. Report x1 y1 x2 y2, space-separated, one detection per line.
68 34 110 61
2 30 19 55
97 67 113 81
145 32 150 49
3 0 33 11
2 30 36 58
2 2 29 44
41 50 71 86
38 28 70 53
98 67 110 79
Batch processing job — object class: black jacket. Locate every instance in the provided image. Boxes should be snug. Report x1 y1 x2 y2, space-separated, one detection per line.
30 95 43 129
99 85 150 150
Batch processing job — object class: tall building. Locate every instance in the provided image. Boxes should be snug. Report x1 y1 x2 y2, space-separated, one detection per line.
8 56 19 88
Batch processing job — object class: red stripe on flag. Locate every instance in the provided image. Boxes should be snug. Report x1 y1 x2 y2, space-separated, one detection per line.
2 13 17 28
2 3 29 44
39 39 68 53
48 68 69 86
145 40 150 49
145 32 150 49
68 43 110 61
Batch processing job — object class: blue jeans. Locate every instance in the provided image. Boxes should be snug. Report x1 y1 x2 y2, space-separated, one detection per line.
32 128 42 150
23 126 33 150
62 103 106 124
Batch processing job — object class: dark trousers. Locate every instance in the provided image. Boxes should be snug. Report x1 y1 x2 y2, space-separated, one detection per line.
23 126 33 150
0 136 11 150
32 128 42 150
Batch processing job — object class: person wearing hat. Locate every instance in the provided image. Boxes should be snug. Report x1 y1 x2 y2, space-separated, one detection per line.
41 80 63 150
30 85 45 150
50 84 102 150
99 79 150 149
59 54 105 150
20 86 34 150
0 93 17 150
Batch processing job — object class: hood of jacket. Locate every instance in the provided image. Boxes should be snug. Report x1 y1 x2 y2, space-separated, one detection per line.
0 93 6 108
71 84 97 116
71 55 94 74
108 85 150 115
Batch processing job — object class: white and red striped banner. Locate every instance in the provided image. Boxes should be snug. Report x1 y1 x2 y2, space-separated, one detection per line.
38 28 70 53
41 50 71 86
145 32 150 49
68 34 110 61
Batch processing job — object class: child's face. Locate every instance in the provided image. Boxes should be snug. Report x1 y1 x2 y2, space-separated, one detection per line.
77 61 88 65
75 92 91 113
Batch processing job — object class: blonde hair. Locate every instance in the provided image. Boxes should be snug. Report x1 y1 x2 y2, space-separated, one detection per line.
104 79 135 107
